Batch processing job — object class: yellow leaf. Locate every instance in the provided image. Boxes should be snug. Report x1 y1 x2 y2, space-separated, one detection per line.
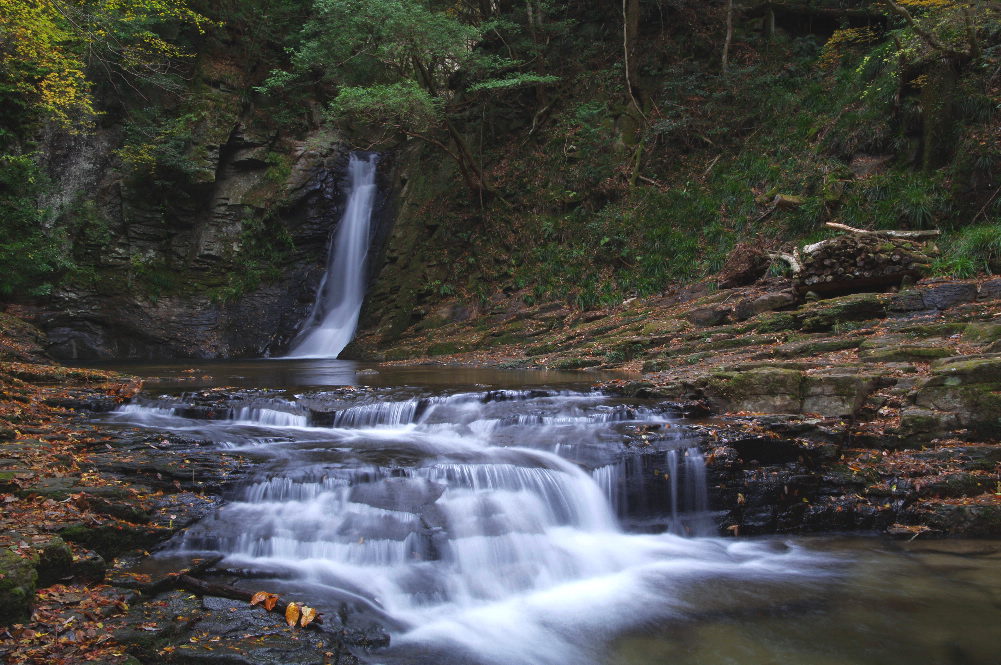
285 602 300 627
250 591 269 607
299 606 317 628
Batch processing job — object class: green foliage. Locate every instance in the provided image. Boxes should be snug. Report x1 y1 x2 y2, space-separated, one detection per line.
330 82 441 131
0 154 73 296
938 222 1001 276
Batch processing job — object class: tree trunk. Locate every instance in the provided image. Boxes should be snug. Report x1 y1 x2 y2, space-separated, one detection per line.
722 0 734 79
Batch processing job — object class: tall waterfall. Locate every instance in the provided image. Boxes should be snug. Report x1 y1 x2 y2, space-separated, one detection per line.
287 152 378 358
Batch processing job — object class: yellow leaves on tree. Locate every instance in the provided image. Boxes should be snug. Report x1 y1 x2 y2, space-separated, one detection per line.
0 0 213 130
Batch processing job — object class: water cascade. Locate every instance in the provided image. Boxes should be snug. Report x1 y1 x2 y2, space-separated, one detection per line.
104 388 836 665
287 152 379 358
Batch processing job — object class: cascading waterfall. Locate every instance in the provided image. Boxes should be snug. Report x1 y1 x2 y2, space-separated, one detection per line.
104 388 831 665
287 152 379 359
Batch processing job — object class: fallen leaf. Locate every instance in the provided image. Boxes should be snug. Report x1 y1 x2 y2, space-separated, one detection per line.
285 602 299 627
299 605 317 628
263 594 279 612
250 591 269 607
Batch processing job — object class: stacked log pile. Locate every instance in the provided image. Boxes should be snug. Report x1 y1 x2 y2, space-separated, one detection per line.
772 223 940 295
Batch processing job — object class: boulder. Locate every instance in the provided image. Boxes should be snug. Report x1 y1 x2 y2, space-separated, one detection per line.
920 281 978 310
802 372 879 417
914 357 1001 438
734 291 797 321
704 367 804 413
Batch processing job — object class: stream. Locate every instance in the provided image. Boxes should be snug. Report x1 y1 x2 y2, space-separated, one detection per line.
94 361 1001 665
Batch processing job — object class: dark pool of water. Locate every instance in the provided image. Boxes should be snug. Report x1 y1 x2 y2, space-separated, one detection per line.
86 358 630 392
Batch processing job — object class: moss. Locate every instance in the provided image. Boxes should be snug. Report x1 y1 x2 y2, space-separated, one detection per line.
549 357 601 370
754 312 800 333
0 548 37 626
859 346 956 362
774 337 862 358
426 342 466 356
963 323 1001 344
36 536 73 587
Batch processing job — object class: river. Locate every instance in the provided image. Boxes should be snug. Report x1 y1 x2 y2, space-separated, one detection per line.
89 360 1001 665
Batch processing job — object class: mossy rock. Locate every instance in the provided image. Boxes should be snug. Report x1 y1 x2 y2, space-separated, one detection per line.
36 536 73 587
802 373 880 417
0 548 37 626
915 367 1001 438
772 336 862 358
928 356 1001 385
753 312 800 333
859 345 956 362
797 293 888 332
895 322 968 338
963 323 1001 344
703 367 804 413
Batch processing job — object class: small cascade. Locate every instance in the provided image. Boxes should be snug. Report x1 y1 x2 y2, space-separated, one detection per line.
287 152 379 359
665 447 714 536
100 387 838 665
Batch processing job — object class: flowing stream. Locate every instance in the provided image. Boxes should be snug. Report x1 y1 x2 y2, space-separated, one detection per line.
97 366 1001 665
287 152 378 359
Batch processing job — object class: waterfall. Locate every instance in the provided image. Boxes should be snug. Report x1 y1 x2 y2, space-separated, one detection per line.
287 152 378 358
105 388 833 665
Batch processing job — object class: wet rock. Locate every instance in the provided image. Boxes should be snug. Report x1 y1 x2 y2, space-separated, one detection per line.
901 502 1001 538
59 522 170 561
117 590 386 665
349 477 445 513
0 548 37 626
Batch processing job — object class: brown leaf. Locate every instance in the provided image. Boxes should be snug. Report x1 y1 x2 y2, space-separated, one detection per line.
285 602 300 627
299 605 317 628
263 594 279 612
250 591 269 607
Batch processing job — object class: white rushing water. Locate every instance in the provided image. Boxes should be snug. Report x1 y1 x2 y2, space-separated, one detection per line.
287 152 378 359
108 389 834 665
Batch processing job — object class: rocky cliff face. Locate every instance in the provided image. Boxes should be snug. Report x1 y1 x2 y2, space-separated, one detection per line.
34 117 397 361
